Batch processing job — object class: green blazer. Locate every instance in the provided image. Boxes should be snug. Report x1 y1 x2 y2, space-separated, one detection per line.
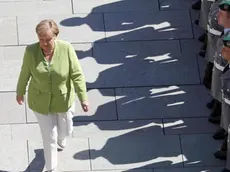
16 40 88 114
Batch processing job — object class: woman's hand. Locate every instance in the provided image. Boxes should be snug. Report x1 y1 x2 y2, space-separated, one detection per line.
16 95 24 105
81 101 89 112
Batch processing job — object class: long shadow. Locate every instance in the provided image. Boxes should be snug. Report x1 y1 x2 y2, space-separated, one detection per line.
59 1 209 171
24 149 45 172
73 124 184 169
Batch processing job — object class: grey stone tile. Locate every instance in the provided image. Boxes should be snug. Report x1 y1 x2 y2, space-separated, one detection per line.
116 85 211 120
28 138 91 171
73 120 163 138
0 0 72 16
72 0 159 13
11 123 41 141
0 92 26 124
73 89 117 121
83 133 183 170
0 140 28 171
159 0 195 10
190 10 205 39
104 11 193 41
25 98 38 123
154 167 224 172
0 125 12 140
88 41 199 88
18 14 105 45
0 46 25 91
180 39 203 56
163 118 219 135
181 134 225 167
0 17 17 45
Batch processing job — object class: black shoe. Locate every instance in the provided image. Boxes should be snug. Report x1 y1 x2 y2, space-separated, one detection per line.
199 50 206 57
210 100 221 117
198 33 206 42
208 115 221 124
192 0 201 10
214 150 227 160
213 128 227 140
222 168 230 172
203 62 213 89
207 99 215 109
195 19 199 25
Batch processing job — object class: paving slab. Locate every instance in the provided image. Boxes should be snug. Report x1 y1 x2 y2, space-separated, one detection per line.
180 39 203 56
0 92 26 124
82 133 183 170
0 0 72 17
11 123 41 141
87 40 199 88
190 10 205 39
104 11 193 42
154 167 224 172
163 118 219 135
181 134 225 167
73 120 163 138
0 17 17 45
0 46 25 91
73 89 117 121
28 138 91 172
18 13 105 45
0 140 28 171
73 0 159 13
159 0 195 10
116 85 211 120
0 125 12 140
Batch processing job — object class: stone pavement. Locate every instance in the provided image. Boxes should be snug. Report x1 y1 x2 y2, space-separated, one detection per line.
0 0 226 171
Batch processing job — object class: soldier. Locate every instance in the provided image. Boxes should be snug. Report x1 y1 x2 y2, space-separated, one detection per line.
218 34 230 172
212 0 230 163
206 0 224 125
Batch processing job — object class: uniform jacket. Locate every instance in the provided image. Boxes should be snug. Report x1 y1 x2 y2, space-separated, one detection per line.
16 40 88 114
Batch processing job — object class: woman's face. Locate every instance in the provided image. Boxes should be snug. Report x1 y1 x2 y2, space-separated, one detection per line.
38 29 56 52
222 45 230 61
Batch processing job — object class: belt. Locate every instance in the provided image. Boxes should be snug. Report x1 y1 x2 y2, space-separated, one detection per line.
224 97 230 105
207 25 222 36
214 60 225 71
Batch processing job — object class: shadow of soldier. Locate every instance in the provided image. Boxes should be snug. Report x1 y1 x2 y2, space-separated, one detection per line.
24 149 45 172
73 124 185 170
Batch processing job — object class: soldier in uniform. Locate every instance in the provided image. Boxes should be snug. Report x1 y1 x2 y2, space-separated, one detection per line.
206 0 224 125
212 0 230 163
201 0 216 91
218 34 230 172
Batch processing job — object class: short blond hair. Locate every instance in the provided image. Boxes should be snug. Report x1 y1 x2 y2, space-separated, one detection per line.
36 19 59 37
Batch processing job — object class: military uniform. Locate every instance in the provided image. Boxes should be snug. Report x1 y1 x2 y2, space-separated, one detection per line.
199 0 215 30
205 0 224 63
220 32 230 172
211 31 228 103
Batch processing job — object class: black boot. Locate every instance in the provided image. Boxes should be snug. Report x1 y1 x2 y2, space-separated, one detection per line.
222 168 230 172
213 128 227 140
192 0 201 10
206 99 215 109
195 19 199 25
209 100 221 124
198 33 206 43
214 136 227 160
203 62 214 90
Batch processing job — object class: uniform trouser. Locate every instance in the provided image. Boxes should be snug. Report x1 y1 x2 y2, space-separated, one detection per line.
226 125 230 170
34 110 73 171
